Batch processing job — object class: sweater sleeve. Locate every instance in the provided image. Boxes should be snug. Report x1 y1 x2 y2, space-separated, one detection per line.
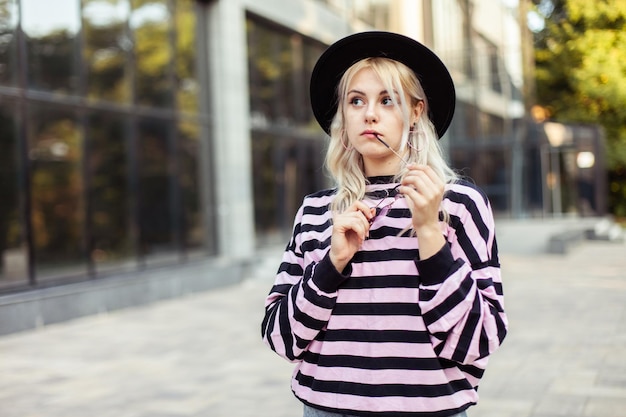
415 185 508 365
261 203 350 362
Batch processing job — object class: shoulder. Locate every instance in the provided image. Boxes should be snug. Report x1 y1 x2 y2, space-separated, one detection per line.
444 179 494 234
444 179 490 210
298 188 336 217
305 188 337 200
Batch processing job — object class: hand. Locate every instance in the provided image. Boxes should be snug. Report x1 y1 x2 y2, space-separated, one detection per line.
400 164 446 258
329 201 373 272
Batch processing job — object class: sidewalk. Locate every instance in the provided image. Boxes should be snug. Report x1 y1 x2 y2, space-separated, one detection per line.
1 221 625 417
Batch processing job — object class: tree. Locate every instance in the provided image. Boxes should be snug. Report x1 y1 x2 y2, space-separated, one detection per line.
532 0 626 218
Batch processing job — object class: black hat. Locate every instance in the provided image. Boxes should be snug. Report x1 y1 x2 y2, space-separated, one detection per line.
310 31 455 138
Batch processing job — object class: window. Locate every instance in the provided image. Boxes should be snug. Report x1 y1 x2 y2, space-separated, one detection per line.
247 16 328 244
22 0 81 94
131 0 174 108
0 0 19 87
0 99 27 289
87 111 136 272
83 0 133 103
0 0 212 292
28 104 87 280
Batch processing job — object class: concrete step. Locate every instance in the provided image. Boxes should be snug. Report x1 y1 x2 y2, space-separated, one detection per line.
547 217 624 254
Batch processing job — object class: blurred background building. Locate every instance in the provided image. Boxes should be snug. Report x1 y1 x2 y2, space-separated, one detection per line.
0 0 607 333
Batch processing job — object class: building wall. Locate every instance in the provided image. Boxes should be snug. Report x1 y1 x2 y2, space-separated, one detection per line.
202 0 366 256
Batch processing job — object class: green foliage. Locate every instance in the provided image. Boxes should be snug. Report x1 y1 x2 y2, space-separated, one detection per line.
533 0 626 216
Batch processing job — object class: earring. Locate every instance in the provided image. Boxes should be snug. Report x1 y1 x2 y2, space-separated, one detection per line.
408 122 417 143
408 123 422 152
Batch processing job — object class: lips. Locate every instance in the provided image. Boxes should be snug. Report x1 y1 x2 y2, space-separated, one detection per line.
362 129 380 138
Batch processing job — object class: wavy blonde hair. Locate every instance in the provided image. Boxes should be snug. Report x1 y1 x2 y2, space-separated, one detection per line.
325 57 458 214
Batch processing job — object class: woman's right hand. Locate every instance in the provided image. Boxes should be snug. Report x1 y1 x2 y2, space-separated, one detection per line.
329 201 373 272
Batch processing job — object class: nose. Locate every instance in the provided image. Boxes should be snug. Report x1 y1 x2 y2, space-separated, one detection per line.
365 103 378 123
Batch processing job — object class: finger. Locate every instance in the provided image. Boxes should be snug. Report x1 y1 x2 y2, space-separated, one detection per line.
336 210 371 238
400 180 442 211
341 217 368 242
403 170 444 198
346 200 375 222
401 173 433 198
399 185 426 208
405 165 444 189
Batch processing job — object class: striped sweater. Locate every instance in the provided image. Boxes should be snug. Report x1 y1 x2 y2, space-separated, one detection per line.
261 179 507 417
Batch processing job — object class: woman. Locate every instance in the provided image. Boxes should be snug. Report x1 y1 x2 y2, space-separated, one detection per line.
261 31 507 417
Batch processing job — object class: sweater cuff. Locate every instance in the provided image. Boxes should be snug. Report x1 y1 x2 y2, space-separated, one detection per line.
311 253 352 293
415 243 457 286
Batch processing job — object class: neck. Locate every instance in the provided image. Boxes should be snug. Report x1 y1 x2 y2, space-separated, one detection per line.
363 158 403 177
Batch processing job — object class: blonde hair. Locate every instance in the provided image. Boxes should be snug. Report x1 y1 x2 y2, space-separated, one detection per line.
325 57 458 214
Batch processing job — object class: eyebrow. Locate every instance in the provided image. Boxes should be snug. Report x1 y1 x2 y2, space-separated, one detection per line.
347 89 399 97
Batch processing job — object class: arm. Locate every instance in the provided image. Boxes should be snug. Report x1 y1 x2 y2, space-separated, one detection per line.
261 204 353 362
415 185 507 365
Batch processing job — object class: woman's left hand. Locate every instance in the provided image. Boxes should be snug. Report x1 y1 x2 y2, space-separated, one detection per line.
400 164 446 258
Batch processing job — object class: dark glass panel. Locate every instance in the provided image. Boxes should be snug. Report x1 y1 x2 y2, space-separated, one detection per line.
252 132 278 238
489 48 502 93
302 40 325 129
252 132 326 244
0 0 19 87
247 20 296 126
247 20 325 130
451 146 509 213
131 0 173 108
22 0 81 93
178 120 204 253
28 104 86 279
83 0 132 103
247 18 330 243
0 99 27 288
137 117 177 264
87 111 136 272
175 0 198 114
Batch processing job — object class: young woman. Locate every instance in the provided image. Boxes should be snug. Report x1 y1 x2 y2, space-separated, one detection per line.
261 31 507 417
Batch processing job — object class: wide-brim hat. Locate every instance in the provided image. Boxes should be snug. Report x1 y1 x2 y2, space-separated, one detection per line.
310 31 455 139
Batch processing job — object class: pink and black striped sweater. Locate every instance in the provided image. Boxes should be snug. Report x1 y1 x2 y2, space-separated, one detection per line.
262 178 507 417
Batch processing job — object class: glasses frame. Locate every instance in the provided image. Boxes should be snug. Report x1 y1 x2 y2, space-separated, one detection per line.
368 185 403 225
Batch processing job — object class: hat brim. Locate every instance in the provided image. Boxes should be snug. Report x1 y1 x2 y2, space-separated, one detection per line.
310 31 455 139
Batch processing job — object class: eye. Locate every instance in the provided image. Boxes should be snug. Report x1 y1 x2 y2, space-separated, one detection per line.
349 96 365 106
381 97 395 106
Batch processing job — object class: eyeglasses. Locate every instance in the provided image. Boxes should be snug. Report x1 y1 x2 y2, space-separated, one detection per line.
375 134 410 165
369 185 403 225
367 135 411 225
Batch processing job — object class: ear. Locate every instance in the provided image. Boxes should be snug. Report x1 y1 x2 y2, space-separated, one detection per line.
411 100 425 125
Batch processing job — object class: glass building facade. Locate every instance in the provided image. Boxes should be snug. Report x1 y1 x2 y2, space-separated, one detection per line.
3 0 568 309
246 16 328 245
0 0 213 292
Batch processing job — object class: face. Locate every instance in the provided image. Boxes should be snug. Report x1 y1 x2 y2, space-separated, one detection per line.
343 67 419 176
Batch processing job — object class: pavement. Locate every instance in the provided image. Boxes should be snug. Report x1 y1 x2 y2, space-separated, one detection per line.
1 219 625 417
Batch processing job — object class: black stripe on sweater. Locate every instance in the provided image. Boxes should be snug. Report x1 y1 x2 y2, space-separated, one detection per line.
301 353 444 371
421 272 474 325
340 275 420 290
448 214 484 267
352 248 418 263
295 371 473 398
320 329 431 344
451 288 482 363
332 302 420 316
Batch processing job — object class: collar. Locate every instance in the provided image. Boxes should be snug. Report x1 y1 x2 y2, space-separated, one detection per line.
367 175 396 185
365 183 401 199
